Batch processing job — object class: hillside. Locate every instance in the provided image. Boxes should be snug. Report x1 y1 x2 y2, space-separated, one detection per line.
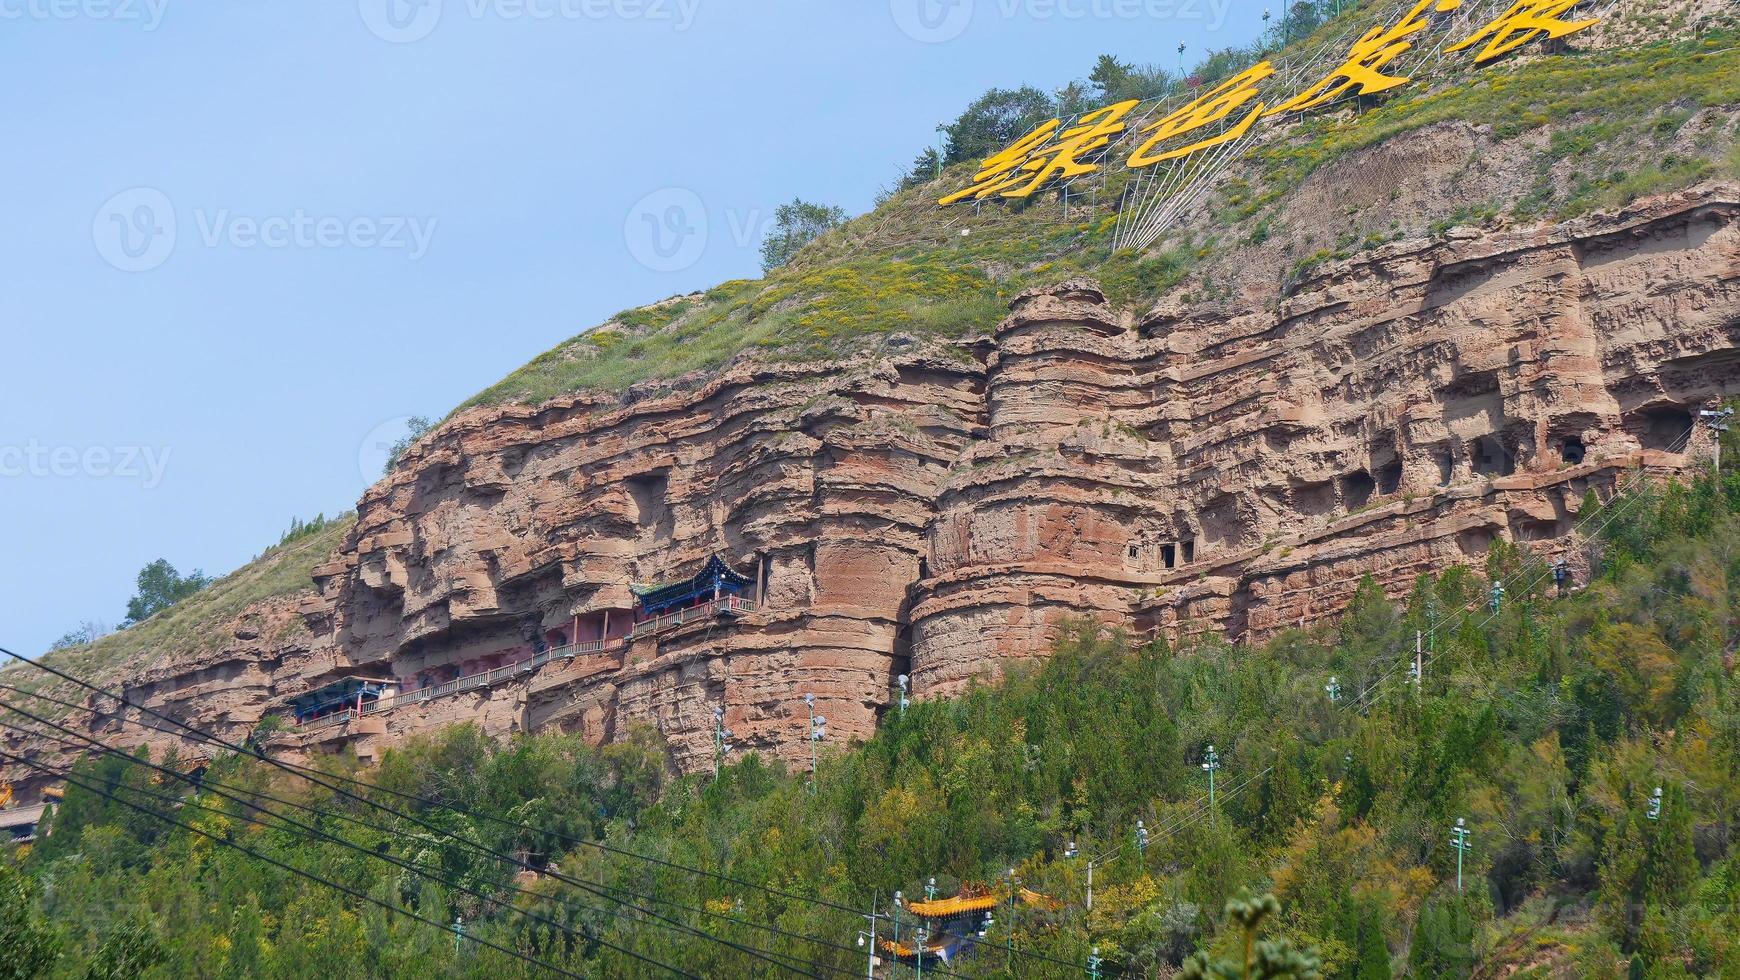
458 7 1739 410
4 0 1735 798
0 518 354 733
7 457 1738 978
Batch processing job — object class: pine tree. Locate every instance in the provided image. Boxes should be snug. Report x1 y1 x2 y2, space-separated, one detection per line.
1408 893 1475 980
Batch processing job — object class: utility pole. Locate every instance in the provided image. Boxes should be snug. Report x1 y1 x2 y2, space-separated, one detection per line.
453 915 464 955
1702 407 1733 472
1202 745 1220 825
1450 818 1472 893
1325 676 1341 703
1086 860 1095 912
915 926 929 980
805 694 826 793
895 674 911 716
1414 631 1424 695
1088 945 1105 979
712 707 733 782
893 891 904 980
1489 581 1505 615
1647 786 1663 821
1135 819 1149 857
934 124 948 179
858 897 881 980
1177 42 1187 78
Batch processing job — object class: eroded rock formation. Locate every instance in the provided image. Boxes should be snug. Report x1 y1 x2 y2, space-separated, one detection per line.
40 188 1740 782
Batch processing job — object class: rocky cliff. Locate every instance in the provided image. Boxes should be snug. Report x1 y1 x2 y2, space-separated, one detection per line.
25 186 1723 790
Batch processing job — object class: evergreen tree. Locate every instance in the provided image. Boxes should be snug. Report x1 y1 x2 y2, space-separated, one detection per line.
1408 893 1475 979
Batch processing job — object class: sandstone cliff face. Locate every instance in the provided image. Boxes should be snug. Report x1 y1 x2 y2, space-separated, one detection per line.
51 188 1740 783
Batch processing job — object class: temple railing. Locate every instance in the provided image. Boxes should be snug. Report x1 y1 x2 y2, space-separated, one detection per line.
630 596 756 637
293 598 759 729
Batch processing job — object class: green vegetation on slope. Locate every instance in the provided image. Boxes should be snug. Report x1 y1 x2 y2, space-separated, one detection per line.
8 440 1739 978
1 517 353 704
459 18 1737 413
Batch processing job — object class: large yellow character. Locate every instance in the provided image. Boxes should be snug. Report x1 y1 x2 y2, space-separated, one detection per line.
939 100 1139 205
1449 0 1598 63
1127 62 1276 169
938 120 1062 206
1266 0 1462 116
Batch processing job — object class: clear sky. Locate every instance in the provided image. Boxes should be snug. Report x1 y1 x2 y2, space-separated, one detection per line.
1 0 1268 656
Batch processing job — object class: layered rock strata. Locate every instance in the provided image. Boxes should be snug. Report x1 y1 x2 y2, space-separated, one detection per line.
30 188 1739 783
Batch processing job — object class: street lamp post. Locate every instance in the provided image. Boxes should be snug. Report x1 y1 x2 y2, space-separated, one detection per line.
1703 407 1734 472
1450 818 1473 892
805 694 827 793
1201 745 1221 825
712 707 733 782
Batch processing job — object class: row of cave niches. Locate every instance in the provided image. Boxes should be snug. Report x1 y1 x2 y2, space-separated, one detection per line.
1305 406 1698 517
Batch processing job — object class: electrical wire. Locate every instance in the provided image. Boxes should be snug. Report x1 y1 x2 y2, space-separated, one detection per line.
0 705 744 978
0 685 879 978
0 714 851 980
0 747 593 979
1349 424 1700 712
0 648 827 980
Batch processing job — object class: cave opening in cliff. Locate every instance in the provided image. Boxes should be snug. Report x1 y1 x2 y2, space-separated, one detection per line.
1472 436 1515 477
1437 450 1454 485
1634 405 1695 451
1342 470 1376 509
1377 460 1403 495
1182 539 1195 564
1560 436 1586 464
1162 543 1177 569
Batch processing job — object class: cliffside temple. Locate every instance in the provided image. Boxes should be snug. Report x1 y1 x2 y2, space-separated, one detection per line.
3 0 1735 799
38 188 1736 782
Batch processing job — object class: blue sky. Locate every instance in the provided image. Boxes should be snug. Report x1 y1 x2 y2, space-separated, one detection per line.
1 0 1267 655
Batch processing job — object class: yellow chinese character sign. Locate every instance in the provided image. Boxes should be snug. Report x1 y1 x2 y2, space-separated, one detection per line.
936 0 1602 208
1448 0 1599 63
1128 62 1275 169
1266 0 1461 116
940 100 1139 206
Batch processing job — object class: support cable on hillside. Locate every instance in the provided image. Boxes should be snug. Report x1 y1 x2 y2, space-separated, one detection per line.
0 748 596 980
0 707 876 980
0 647 837 980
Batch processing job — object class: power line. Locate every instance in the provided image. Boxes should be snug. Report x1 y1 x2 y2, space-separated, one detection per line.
0 703 733 979
0 713 866 980
0 715 854 980
0 650 826 980
0 688 872 978
0 747 592 979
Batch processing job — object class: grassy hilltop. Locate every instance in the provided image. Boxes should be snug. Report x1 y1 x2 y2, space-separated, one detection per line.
460 3 1739 410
